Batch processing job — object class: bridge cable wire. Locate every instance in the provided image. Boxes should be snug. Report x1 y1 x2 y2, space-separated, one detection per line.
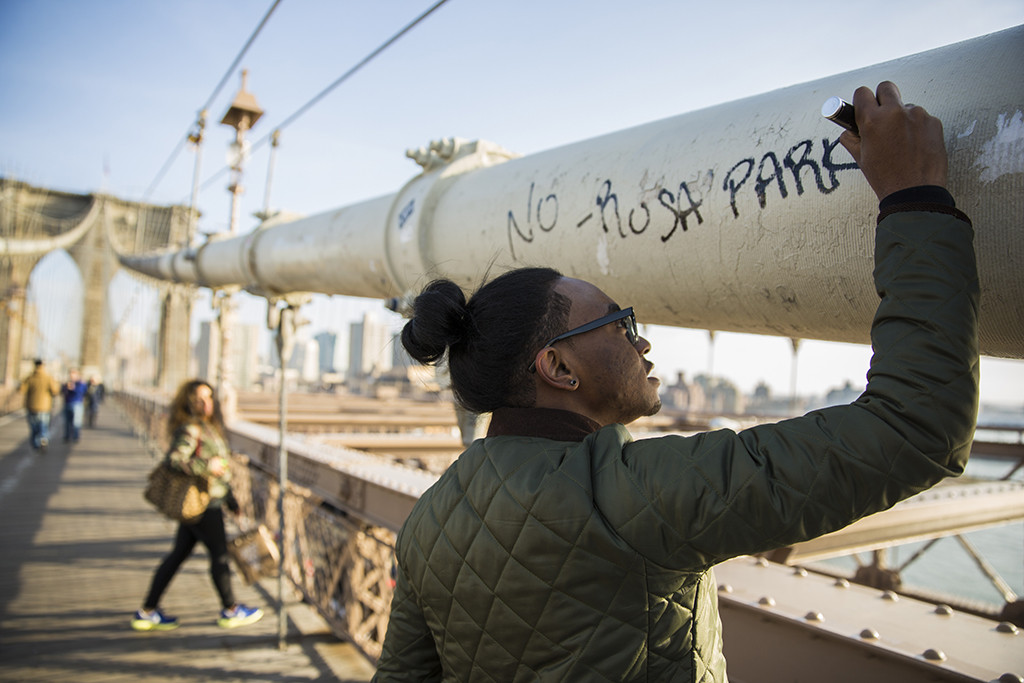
195 0 452 196
143 0 284 201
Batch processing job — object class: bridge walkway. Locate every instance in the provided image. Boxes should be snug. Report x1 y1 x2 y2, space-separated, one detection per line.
0 403 376 682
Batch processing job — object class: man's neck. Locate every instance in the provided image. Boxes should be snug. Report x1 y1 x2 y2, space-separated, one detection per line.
486 406 602 442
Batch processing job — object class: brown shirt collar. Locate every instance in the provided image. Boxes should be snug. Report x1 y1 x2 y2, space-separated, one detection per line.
486 407 602 442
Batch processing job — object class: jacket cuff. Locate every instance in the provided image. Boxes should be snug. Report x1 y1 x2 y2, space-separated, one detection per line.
877 185 971 226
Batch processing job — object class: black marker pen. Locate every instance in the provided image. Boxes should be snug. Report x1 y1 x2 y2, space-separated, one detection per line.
822 96 858 135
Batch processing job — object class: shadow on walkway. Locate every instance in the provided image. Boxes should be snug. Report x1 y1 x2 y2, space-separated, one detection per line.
0 406 376 682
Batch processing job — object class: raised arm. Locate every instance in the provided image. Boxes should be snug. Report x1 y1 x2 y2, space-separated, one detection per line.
614 82 980 567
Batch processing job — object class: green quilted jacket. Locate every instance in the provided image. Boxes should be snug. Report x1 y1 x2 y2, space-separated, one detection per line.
375 202 979 682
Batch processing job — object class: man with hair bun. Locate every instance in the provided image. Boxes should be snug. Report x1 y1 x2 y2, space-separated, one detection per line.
374 81 979 682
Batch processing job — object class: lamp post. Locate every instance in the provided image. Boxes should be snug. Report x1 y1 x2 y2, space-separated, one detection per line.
269 293 310 649
216 70 263 422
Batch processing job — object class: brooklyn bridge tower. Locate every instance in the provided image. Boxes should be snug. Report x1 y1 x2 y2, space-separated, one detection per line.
0 177 194 391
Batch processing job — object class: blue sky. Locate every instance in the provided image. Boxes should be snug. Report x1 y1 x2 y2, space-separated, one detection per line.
3 0 1023 406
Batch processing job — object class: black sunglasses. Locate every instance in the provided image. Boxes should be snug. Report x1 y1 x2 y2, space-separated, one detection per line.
529 307 638 372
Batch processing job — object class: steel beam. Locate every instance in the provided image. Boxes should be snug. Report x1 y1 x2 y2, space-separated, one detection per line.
716 556 1022 683
769 480 1024 565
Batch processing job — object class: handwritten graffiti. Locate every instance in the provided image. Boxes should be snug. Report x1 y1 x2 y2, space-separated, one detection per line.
786 138 850 195
508 182 558 243
398 199 415 229
596 180 622 236
722 159 755 218
724 137 854 216
508 135 857 253
657 182 704 242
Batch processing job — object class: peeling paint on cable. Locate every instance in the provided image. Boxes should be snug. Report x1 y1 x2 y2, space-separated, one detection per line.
596 233 611 276
975 111 1024 182
957 120 977 139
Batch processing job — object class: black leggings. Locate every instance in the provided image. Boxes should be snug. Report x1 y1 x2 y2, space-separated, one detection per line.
143 506 235 610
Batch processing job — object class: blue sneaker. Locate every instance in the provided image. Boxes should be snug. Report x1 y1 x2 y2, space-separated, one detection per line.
217 604 263 629
131 608 179 631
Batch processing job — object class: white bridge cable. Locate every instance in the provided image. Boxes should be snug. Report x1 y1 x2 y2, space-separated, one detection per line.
26 255 81 370
143 0 284 201
103 195 177 388
195 0 453 196
17 280 49 361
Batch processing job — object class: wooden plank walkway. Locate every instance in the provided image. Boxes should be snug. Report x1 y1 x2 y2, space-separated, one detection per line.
0 403 377 682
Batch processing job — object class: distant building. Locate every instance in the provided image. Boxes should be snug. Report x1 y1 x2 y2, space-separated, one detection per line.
752 381 771 404
195 319 262 390
824 380 863 407
391 332 414 371
348 312 393 380
745 380 809 417
692 374 745 415
288 337 320 385
234 323 261 390
661 372 707 413
660 372 744 415
196 320 216 383
747 381 779 413
315 331 338 373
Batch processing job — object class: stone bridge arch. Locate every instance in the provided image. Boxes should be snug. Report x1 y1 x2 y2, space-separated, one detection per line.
1 177 195 391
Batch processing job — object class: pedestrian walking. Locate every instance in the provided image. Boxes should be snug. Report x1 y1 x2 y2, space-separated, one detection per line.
131 379 263 631
18 359 59 451
61 369 87 443
84 376 105 428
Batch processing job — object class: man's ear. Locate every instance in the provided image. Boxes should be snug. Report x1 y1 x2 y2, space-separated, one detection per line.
533 347 579 391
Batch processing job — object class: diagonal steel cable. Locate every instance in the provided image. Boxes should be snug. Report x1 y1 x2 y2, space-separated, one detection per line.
196 0 452 195
143 0 284 200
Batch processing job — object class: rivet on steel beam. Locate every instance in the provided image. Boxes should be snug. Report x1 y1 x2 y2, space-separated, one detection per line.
718 584 733 594
804 611 824 622
933 604 953 616
834 578 850 589
922 648 946 662
881 590 899 602
996 621 1020 634
758 596 776 607
793 567 808 577
996 673 1023 683
755 557 769 567
859 628 880 640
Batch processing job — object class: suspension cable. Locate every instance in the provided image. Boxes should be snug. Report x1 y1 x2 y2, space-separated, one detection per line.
197 0 452 195
143 0 284 200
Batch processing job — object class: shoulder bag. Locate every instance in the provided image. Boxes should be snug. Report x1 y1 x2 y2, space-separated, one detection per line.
144 460 210 523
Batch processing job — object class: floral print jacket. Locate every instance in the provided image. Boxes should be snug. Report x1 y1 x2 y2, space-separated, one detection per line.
166 420 233 504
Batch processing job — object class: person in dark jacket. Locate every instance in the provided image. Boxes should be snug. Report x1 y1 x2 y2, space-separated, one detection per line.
84 376 105 428
373 81 979 681
61 368 88 443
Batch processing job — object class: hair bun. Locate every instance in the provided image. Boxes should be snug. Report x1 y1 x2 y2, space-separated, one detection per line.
401 279 470 364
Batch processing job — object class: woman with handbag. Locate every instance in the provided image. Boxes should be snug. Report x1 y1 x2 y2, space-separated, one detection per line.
131 379 263 631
